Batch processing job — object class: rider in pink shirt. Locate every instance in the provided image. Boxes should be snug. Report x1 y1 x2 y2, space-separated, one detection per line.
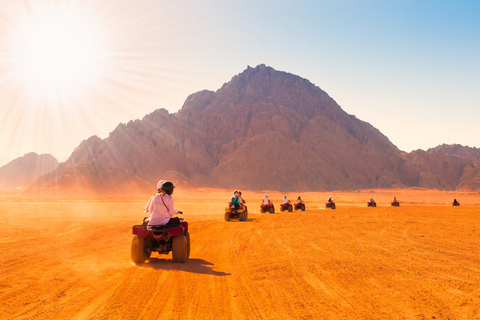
145 181 179 226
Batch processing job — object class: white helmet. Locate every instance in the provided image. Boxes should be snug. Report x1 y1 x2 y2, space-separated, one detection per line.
157 180 166 191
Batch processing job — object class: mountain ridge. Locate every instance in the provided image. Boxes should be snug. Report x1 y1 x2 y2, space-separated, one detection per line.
4 64 476 194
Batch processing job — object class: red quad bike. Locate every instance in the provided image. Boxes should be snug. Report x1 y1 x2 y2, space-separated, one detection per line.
280 203 293 212
452 201 460 207
260 203 275 214
391 201 400 207
294 203 306 211
325 201 336 209
367 201 377 207
224 205 248 221
131 216 190 265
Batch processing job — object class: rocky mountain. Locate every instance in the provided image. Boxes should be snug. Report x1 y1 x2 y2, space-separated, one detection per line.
427 144 480 163
28 65 480 194
405 145 480 191
0 153 58 190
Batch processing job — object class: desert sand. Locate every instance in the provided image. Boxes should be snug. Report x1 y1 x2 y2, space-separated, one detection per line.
1 188 479 319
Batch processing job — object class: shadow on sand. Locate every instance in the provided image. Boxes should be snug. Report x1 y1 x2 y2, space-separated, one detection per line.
140 258 230 276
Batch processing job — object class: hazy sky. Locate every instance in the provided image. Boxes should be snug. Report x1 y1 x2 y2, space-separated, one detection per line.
0 0 479 166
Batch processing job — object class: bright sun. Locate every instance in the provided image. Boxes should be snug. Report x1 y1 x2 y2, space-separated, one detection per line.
10 4 106 104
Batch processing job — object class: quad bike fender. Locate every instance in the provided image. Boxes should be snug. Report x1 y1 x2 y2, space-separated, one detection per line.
225 206 245 213
132 222 188 239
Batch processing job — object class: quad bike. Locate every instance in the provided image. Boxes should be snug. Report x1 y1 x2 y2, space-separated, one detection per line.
131 216 190 265
280 203 293 212
367 201 377 207
225 205 248 221
294 203 306 211
391 201 400 207
452 201 460 206
325 201 336 209
260 203 275 214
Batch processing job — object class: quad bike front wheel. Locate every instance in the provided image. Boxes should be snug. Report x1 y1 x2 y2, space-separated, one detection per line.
131 235 148 265
301 205 305 211
172 234 188 263
224 211 231 221
288 206 293 212
269 207 275 214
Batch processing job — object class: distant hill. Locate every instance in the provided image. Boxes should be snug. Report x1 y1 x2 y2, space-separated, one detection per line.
28 65 480 194
427 144 480 163
0 153 58 190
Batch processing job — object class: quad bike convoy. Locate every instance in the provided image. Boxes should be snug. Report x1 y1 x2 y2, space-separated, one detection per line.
131 217 190 264
260 203 275 213
225 205 248 221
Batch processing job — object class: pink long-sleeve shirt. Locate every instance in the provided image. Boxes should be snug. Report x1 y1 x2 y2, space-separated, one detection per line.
144 193 177 226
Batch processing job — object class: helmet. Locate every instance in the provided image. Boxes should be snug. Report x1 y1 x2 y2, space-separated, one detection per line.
156 180 166 191
160 181 175 195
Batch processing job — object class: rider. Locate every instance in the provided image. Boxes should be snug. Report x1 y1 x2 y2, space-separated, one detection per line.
393 197 398 203
283 196 291 206
229 191 241 209
296 196 304 204
370 197 375 203
328 196 333 203
144 180 181 226
238 191 246 206
262 193 271 206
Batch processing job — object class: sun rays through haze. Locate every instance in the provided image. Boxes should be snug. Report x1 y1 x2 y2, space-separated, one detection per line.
0 0 199 165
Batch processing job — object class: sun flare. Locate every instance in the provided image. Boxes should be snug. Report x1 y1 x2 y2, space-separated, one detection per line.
9 4 106 104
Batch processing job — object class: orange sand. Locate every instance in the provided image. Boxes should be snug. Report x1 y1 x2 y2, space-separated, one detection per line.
1 188 479 319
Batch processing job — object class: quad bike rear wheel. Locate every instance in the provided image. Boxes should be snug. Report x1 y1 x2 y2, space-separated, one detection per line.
172 234 188 263
184 230 191 258
131 235 148 265
239 211 246 221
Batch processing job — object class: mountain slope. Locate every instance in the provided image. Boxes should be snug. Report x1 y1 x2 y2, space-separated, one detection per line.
29 65 479 193
0 153 58 190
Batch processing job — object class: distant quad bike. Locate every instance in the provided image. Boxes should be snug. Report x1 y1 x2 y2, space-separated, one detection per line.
367 201 377 207
452 201 460 207
325 201 336 209
260 203 275 214
225 205 248 221
391 201 400 207
294 203 306 211
131 217 190 265
280 203 293 212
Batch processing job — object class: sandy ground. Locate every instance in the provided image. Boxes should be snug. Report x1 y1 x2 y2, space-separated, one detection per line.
1 189 479 320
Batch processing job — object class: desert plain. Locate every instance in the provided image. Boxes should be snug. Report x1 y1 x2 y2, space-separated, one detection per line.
1 188 479 320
